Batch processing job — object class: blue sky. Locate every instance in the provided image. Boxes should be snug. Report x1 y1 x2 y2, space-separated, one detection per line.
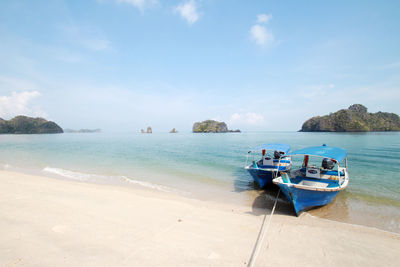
0 0 399 131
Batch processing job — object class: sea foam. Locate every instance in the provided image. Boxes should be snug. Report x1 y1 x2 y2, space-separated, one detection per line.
42 167 173 193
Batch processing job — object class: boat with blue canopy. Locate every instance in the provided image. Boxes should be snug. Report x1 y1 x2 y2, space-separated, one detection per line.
245 143 292 188
273 144 349 215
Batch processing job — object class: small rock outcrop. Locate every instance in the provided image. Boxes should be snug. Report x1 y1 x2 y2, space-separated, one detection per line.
141 127 153 134
0 116 63 134
192 120 241 133
170 128 178 133
301 104 400 132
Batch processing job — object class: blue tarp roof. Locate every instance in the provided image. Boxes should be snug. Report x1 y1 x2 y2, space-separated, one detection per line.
248 143 290 153
289 145 347 162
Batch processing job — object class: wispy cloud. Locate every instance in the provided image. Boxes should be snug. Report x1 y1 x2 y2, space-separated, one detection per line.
380 61 400 70
250 25 274 46
299 84 335 100
250 13 274 46
80 38 111 51
0 91 46 119
116 0 158 11
175 0 200 25
229 112 264 125
257 14 272 24
54 49 83 63
0 75 38 92
60 24 112 52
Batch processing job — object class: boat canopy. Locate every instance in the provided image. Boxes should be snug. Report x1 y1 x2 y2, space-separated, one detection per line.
248 143 290 154
288 145 347 162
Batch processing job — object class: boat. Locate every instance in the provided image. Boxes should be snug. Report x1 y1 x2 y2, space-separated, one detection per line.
273 144 349 215
245 143 292 188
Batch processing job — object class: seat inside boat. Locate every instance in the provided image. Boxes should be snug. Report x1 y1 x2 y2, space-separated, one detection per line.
298 180 329 188
289 177 339 188
300 167 344 177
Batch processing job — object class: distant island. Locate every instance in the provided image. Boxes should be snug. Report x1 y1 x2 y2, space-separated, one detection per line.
0 116 63 134
64 129 101 133
170 128 178 133
192 120 241 133
301 104 400 132
141 127 152 134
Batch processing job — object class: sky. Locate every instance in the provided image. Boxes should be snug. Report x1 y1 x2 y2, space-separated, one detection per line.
0 0 399 132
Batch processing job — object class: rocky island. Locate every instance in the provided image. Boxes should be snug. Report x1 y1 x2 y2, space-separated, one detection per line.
0 116 63 134
141 127 152 134
192 120 241 133
301 104 400 132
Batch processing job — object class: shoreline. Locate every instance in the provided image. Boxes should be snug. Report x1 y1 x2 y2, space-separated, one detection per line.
1 131 400 236
4 162 400 234
3 163 400 234
1 170 399 266
304 212 400 238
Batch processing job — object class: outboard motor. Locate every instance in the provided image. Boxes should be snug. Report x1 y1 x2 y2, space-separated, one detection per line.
274 150 281 159
322 158 335 170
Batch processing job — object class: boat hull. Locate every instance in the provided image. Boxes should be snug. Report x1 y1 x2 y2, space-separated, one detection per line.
277 183 340 215
246 168 276 188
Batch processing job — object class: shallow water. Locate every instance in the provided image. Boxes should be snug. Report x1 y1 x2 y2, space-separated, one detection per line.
0 131 399 233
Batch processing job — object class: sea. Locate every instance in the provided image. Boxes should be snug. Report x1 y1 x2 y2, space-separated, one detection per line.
0 131 399 233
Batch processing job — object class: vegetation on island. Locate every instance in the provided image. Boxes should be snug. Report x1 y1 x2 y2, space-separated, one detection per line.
301 104 400 132
0 116 63 134
192 120 241 133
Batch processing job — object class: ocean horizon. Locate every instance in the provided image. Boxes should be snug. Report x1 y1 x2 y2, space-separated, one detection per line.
1 131 399 233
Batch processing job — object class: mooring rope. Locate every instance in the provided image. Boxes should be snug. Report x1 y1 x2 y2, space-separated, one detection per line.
247 189 281 267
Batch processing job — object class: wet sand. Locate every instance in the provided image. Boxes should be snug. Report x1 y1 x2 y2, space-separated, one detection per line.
308 191 400 234
0 170 399 266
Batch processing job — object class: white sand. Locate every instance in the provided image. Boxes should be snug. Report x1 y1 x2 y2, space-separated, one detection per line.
0 170 399 266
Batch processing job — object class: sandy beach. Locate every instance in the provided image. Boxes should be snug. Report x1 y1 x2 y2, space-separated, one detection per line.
0 170 399 267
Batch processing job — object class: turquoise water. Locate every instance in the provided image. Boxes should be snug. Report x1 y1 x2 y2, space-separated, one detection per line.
0 132 399 232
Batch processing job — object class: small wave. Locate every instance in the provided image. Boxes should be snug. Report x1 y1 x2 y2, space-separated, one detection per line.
2 163 11 170
42 167 174 193
121 176 171 192
43 167 94 181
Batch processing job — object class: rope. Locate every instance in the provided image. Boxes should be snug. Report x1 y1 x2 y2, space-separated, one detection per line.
247 189 281 267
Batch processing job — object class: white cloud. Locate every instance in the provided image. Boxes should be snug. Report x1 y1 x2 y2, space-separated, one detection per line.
116 0 157 10
250 13 275 46
257 14 272 24
250 24 274 46
175 0 200 25
229 112 264 125
0 91 46 119
211 116 222 122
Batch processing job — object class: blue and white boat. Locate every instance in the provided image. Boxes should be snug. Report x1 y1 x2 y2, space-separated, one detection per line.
273 144 349 215
245 143 292 188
